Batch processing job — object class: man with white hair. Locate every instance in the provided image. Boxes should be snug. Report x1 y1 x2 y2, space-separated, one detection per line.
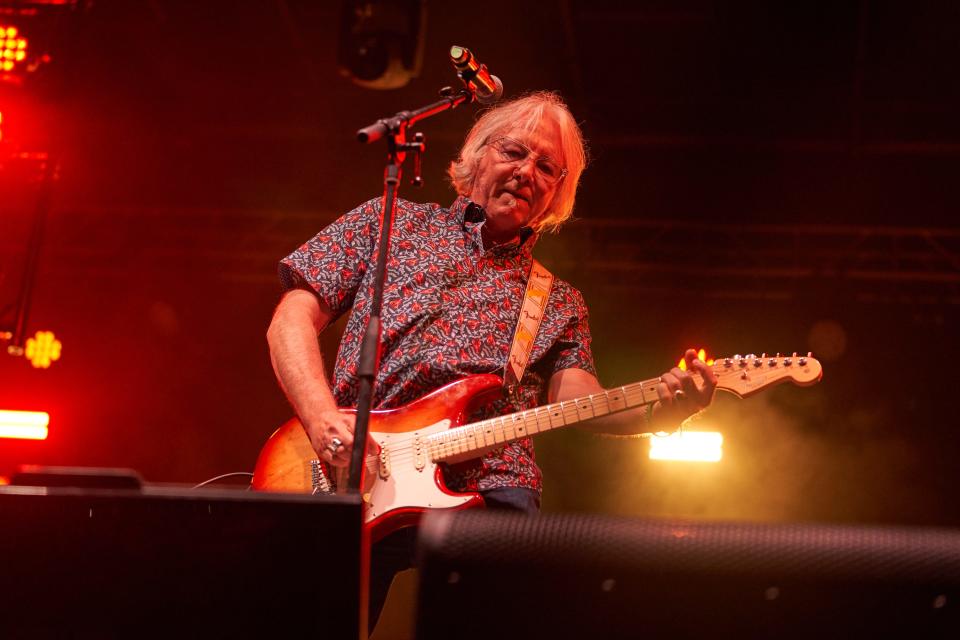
267 91 716 626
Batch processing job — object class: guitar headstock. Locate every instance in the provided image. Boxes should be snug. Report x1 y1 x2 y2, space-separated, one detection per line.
711 353 822 398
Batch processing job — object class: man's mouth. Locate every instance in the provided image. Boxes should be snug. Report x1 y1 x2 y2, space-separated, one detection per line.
503 189 530 206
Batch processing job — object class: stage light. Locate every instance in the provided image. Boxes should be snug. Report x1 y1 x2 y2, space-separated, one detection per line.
649 430 723 462
24 330 61 368
0 410 49 440
677 347 715 371
0 24 28 79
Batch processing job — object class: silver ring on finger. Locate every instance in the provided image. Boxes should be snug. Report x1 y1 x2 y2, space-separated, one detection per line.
673 389 685 400
326 437 343 454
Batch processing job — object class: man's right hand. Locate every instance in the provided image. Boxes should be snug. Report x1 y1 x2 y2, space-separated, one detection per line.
306 408 357 467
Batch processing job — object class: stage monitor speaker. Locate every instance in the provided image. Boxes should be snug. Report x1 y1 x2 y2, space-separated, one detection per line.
415 511 960 639
0 483 362 638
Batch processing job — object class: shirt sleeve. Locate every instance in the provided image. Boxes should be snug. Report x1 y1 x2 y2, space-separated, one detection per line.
539 284 597 378
278 197 380 319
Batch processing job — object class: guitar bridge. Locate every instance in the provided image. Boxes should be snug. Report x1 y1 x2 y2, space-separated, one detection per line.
310 458 335 494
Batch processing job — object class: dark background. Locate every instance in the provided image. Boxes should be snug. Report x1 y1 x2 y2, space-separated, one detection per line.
2 1 958 526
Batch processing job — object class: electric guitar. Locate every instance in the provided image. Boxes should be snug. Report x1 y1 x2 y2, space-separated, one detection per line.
252 353 822 541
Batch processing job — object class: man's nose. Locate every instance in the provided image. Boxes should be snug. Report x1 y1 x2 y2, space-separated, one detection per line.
512 156 536 181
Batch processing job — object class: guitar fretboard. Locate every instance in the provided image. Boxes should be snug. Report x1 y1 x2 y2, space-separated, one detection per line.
426 377 663 462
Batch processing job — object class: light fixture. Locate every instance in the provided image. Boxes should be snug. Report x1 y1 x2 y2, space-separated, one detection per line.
649 430 723 462
0 410 49 440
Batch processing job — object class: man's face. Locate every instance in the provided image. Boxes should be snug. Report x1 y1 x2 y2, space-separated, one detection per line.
468 117 563 243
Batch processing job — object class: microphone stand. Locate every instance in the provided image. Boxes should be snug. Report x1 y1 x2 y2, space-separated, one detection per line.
348 86 474 494
349 87 474 637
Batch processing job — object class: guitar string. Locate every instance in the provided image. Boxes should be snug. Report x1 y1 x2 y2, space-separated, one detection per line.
355 386 656 466
348 362 813 466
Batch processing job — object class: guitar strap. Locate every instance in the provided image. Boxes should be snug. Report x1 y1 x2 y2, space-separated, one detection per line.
503 258 554 399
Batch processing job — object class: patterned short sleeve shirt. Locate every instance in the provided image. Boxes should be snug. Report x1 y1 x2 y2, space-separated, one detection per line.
279 196 595 494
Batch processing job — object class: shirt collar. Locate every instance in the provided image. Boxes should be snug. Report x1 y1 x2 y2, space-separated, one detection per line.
452 195 538 252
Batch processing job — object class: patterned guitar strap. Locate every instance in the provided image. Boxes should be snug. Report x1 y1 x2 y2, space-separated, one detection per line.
503 259 554 403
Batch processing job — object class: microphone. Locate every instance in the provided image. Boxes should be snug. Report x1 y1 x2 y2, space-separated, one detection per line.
449 46 503 105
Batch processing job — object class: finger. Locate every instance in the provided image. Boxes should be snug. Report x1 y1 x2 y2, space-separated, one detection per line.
326 423 353 450
321 447 337 465
684 358 717 407
660 372 682 391
688 357 717 395
657 375 682 404
656 379 673 404
685 350 716 381
667 368 695 398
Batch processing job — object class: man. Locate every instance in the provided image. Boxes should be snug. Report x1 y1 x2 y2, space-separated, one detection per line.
267 91 717 626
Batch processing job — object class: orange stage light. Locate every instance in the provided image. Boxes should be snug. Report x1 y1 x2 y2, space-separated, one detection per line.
0 410 49 440
677 347 715 371
649 430 723 462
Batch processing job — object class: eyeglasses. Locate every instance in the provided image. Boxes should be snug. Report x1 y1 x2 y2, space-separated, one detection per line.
487 136 567 184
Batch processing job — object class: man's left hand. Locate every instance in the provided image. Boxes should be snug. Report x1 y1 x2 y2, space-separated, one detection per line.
650 348 718 431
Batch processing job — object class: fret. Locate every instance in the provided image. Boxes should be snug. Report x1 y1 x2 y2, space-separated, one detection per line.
535 407 550 433
591 393 611 418
607 388 627 413
574 397 593 421
506 414 520 440
548 404 565 428
481 421 495 448
452 432 463 456
514 413 531 438
466 429 476 449
526 408 540 435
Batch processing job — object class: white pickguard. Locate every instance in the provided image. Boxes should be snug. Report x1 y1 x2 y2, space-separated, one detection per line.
364 418 474 521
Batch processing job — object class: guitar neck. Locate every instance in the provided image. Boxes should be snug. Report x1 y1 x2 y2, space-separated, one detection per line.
427 376 666 462
425 353 822 463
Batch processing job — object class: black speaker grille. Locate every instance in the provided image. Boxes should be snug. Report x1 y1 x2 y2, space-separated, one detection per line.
420 511 960 583
416 511 960 639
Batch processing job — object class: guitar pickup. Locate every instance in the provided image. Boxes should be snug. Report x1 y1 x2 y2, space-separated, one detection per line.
414 434 426 472
378 447 391 480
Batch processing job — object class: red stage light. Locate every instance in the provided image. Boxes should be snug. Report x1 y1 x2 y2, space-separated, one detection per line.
0 410 49 440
